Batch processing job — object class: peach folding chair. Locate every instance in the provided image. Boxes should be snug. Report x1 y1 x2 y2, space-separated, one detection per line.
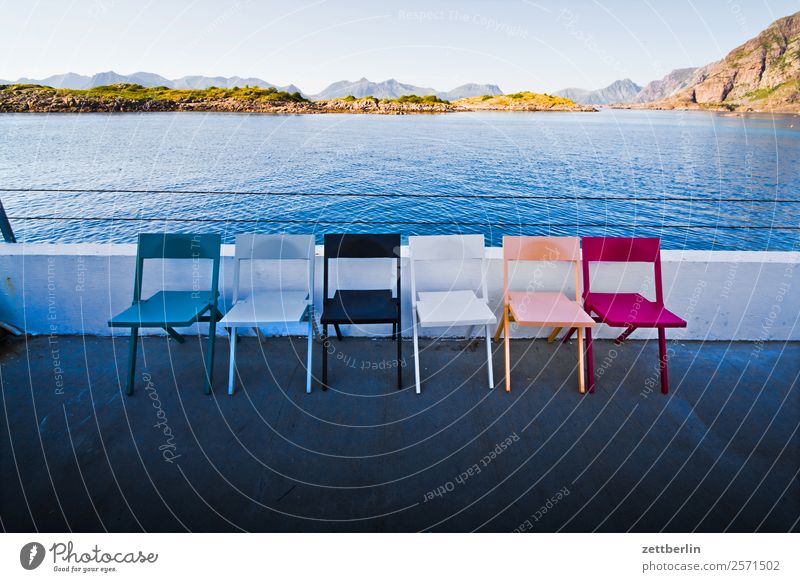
494 236 595 393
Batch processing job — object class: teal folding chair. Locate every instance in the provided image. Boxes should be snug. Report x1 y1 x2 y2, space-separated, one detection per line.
108 233 223 395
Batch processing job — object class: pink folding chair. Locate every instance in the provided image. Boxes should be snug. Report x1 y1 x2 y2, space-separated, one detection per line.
576 237 686 394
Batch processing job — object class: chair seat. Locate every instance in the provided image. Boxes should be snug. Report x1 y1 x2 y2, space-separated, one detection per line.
108 291 215 327
508 291 595 328
416 290 496 328
587 293 687 328
321 290 398 324
221 291 309 326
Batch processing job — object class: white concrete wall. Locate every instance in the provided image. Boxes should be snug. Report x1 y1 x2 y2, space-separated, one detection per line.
1 243 798 341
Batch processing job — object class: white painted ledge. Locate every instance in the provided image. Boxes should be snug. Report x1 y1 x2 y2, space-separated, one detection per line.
1 244 798 341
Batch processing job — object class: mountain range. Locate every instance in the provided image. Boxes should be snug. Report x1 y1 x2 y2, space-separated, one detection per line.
653 11 800 111
555 79 643 104
4 10 798 111
1 71 501 101
555 70 699 105
309 77 502 100
632 67 698 103
4 71 304 94
557 10 799 111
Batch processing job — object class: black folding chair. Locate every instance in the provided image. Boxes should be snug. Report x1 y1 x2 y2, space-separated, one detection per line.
320 233 402 390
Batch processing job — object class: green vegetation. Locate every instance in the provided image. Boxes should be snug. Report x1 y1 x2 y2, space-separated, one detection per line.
773 48 800 71
0 83 308 103
759 32 783 52
506 91 563 100
331 94 448 104
386 94 448 104
745 83 782 100
698 101 736 111
335 95 377 102
457 91 580 108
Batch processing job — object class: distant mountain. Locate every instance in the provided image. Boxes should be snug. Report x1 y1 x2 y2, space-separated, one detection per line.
17 72 92 89
121 71 174 87
555 79 643 104
3 71 499 101
4 70 300 94
312 77 502 100
437 83 502 100
654 11 800 111
84 71 173 87
171 75 301 93
312 78 437 100
633 67 698 103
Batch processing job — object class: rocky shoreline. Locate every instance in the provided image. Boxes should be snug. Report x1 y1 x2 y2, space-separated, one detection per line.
607 101 800 114
0 84 596 114
459 100 596 112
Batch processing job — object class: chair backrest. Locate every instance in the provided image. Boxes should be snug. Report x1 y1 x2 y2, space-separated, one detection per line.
409 234 485 261
581 237 664 303
232 234 315 301
323 233 401 300
133 233 221 302
503 236 579 262
408 234 488 303
138 232 221 260
234 233 315 261
502 236 581 301
581 236 660 263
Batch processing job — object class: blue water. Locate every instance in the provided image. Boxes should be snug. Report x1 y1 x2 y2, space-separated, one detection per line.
0 109 798 250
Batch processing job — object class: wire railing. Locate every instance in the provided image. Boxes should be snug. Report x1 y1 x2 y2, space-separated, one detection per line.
1 186 798 203
2 187 799 249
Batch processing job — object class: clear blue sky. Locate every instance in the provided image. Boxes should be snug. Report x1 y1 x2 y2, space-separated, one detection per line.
1 0 797 92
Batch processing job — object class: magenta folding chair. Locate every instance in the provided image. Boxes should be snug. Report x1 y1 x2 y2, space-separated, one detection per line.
576 237 686 394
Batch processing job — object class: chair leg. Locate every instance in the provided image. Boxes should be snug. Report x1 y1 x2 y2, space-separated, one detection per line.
586 326 595 394
547 327 562 344
412 315 422 394
164 326 186 343
493 318 504 343
658 327 669 394
504 306 511 392
485 324 494 389
561 327 576 344
334 323 343 341
396 320 402 390
306 315 313 394
204 305 218 395
614 325 636 345
254 326 266 344
321 324 329 390
577 327 586 394
125 326 139 395
227 327 238 396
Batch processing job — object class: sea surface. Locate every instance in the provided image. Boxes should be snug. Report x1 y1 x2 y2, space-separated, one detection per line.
0 109 798 250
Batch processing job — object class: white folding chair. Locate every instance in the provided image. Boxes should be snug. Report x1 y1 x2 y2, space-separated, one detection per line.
409 234 497 394
220 234 315 395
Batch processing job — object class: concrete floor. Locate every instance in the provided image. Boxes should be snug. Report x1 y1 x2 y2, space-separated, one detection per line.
0 334 798 532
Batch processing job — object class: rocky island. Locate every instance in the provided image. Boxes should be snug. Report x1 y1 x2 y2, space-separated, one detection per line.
0 84 596 114
455 91 596 111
